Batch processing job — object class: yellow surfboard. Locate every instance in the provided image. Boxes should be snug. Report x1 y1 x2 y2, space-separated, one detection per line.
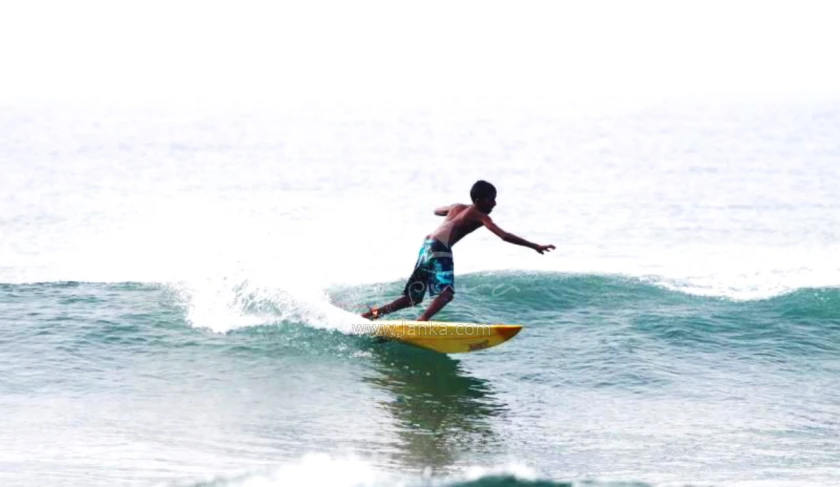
364 320 523 354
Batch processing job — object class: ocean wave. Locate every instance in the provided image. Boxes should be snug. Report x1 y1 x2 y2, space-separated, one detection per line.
161 453 652 487
3 273 838 339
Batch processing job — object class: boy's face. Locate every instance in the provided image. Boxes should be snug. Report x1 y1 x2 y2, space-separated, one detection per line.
477 196 496 214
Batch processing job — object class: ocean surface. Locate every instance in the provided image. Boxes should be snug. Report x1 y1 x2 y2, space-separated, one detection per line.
1 94 839 487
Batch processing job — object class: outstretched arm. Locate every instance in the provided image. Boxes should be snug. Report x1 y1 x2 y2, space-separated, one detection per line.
480 214 556 254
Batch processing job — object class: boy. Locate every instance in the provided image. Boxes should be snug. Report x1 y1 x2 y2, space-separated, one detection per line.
362 180 555 321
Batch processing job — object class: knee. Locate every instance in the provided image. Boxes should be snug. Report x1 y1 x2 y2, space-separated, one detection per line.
441 287 455 301
404 282 427 305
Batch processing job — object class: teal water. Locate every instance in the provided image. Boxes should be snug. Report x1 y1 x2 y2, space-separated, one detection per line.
2 83 840 486
2 274 838 486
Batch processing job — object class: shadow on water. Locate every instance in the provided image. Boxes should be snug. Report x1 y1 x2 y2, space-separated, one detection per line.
360 339 508 475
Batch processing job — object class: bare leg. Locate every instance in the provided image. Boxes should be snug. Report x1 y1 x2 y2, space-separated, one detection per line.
361 295 414 319
417 287 454 321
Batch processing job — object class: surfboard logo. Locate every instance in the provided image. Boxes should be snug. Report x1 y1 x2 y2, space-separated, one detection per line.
468 340 490 351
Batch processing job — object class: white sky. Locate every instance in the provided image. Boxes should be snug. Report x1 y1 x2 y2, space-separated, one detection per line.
1 0 838 106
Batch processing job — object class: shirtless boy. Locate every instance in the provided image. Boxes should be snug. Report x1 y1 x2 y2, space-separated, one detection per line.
362 180 555 321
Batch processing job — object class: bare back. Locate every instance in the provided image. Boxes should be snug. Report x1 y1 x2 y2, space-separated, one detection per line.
427 204 485 247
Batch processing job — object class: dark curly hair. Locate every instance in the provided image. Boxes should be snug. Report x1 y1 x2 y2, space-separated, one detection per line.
470 180 496 202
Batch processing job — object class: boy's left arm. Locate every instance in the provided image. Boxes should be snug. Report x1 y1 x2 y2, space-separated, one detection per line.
434 204 460 216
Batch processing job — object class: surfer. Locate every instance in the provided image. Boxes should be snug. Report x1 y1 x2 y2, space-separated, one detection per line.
362 180 555 321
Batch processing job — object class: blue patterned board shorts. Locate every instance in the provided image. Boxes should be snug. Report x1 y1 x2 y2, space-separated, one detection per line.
403 238 454 303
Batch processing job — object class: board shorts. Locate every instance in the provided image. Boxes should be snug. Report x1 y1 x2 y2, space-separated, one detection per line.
403 237 454 304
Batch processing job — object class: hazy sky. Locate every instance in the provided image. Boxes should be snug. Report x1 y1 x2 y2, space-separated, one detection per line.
1 0 838 106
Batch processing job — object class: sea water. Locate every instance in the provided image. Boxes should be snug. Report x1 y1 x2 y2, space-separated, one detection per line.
2 93 838 487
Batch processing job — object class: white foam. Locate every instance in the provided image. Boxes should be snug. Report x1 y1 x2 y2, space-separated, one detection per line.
160 453 395 487
170 270 366 334
152 453 547 487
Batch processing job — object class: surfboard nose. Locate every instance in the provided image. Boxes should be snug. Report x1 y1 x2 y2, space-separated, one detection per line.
496 325 523 340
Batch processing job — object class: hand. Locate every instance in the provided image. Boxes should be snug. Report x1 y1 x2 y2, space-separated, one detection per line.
535 244 555 254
